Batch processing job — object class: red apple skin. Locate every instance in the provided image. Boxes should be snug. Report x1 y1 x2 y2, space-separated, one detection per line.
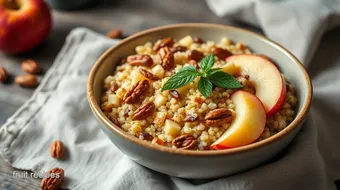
266 77 286 117
0 0 52 53
225 55 287 117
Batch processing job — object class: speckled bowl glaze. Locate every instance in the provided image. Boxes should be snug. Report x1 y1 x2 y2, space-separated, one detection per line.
87 23 312 179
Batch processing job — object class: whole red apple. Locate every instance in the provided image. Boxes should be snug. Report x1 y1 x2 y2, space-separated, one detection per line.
0 0 52 54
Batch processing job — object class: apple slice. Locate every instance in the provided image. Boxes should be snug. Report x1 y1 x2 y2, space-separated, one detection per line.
211 91 266 149
225 55 286 117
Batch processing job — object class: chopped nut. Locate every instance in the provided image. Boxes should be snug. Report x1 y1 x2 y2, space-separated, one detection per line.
172 134 196 150
183 115 198 122
211 47 232 60
170 46 187 53
133 102 155 120
110 82 119 92
158 47 174 70
153 37 174 52
127 54 153 67
139 68 159 80
124 107 130 117
188 50 204 62
205 109 234 126
50 140 64 159
123 79 149 104
193 37 204 44
107 114 121 127
40 168 64 190
139 132 154 141
169 90 180 100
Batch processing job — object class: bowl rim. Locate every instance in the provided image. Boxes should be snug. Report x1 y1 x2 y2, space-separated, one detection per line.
87 23 313 156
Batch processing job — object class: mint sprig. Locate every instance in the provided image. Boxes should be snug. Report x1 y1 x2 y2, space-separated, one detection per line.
161 54 242 97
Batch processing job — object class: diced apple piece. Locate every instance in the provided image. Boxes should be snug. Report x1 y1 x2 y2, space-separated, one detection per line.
176 84 191 94
152 65 165 78
178 35 194 48
108 94 121 107
154 94 167 108
211 91 266 149
155 112 167 125
164 119 181 136
225 55 286 117
220 63 240 75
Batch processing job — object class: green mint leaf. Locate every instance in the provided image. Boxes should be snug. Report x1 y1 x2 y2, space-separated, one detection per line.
206 68 222 76
198 77 213 97
199 54 215 73
209 71 243 89
161 66 199 91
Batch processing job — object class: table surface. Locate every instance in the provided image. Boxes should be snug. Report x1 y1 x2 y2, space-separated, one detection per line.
1 0 340 189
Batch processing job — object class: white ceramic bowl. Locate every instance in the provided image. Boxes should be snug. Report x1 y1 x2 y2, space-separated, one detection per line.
87 23 312 179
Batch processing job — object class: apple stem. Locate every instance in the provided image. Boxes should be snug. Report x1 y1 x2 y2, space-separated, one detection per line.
3 0 20 10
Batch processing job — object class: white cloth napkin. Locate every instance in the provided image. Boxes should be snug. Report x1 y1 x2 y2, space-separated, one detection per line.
1 0 340 189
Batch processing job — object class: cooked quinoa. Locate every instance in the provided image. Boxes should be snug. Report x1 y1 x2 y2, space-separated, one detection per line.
101 36 298 150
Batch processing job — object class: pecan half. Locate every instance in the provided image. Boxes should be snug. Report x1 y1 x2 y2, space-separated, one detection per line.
110 82 119 92
21 59 41 74
188 50 204 62
205 109 233 126
133 102 155 120
40 168 64 190
139 132 154 141
153 37 174 52
127 54 153 66
50 140 64 159
15 74 38 88
123 79 149 104
211 47 232 60
193 37 204 44
158 47 174 70
170 46 187 53
124 107 130 117
0 66 8 83
172 134 196 150
139 68 159 80
188 59 199 69
183 115 198 122
169 90 180 100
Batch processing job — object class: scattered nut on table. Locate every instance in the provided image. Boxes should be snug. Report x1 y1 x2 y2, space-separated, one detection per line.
106 29 122 39
50 140 64 159
21 59 41 74
15 74 38 87
40 167 64 190
0 66 8 83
